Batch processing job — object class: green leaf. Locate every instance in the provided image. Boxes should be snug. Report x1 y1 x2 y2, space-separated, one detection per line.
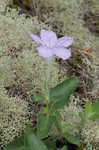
85 102 92 118
37 113 55 138
88 101 99 120
31 93 44 102
62 123 71 132
50 77 78 110
64 133 80 147
61 146 68 150
4 136 24 150
44 138 57 150
4 130 48 150
79 111 86 123
77 143 86 150
25 131 48 150
54 112 62 134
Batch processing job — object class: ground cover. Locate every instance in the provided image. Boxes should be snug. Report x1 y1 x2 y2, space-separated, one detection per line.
0 0 99 150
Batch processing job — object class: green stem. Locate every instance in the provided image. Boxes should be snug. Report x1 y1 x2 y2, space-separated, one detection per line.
44 57 53 104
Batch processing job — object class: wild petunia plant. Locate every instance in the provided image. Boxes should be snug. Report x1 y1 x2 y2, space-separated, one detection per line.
4 30 79 150
29 30 79 141
5 30 96 150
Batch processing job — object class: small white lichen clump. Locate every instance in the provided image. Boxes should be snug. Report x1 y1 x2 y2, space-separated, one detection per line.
81 120 99 150
9 50 60 94
60 97 82 136
0 88 29 148
0 0 8 11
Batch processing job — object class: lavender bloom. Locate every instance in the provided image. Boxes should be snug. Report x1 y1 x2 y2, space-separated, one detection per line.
29 30 73 60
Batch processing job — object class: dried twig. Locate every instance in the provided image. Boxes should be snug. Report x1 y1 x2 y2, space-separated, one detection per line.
70 45 99 61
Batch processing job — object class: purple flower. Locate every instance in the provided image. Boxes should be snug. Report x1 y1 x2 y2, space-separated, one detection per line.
29 29 73 60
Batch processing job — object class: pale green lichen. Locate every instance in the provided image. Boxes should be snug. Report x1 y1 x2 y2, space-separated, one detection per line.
60 96 83 136
0 8 61 96
84 0 99 14
0 87 29 148
6 51 60 94
0 0 8 12
82 120 99 150
0 10 61 149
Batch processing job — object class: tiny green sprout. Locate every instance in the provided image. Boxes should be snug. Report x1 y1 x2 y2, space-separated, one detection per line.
72 62 81 69
75 56 82 64
43 107 50 115
90 67 95 71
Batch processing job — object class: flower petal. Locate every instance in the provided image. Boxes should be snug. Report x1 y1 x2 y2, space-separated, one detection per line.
29 34 42 44
37 46 53 58
53 47 71 60
40 30 57 47
56 37 73 47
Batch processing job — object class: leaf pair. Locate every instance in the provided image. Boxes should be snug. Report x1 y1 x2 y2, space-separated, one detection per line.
31 76 79 111
35 77 79 139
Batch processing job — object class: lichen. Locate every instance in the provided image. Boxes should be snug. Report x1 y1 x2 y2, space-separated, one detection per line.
0 1 99 150
0 8 61 96
81 119 99 150
0 87 29 148
60 96 99 150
